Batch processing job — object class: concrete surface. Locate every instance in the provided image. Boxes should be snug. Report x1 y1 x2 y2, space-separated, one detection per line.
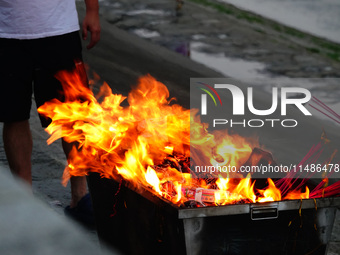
0 166 114 255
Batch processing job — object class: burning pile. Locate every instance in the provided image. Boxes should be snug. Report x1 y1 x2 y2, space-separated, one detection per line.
38 67 340 207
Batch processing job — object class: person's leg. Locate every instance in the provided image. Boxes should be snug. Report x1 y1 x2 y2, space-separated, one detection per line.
0 38 34 185
62 139 94 226
33 32 90 208
62 139 87 207
3 120 33 185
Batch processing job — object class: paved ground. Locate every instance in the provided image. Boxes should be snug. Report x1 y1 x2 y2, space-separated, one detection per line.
101 0 340 79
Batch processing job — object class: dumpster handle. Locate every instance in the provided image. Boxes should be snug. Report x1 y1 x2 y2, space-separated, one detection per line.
251 205 279 220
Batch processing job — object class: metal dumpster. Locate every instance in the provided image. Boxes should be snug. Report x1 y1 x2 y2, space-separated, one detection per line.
87 173 339 255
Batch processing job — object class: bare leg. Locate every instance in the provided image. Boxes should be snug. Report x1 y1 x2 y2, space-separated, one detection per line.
3 121 87 207
62 139 87 207
3 120 33 185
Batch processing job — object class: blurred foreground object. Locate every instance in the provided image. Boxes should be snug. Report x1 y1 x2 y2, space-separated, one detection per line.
0 165 113 255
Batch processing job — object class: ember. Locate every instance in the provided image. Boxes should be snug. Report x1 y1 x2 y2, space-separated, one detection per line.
38 67 340 208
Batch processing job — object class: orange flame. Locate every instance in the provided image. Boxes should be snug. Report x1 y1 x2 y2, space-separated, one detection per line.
284 186 310 200
145 166 162 195
38 68 311 206
258 179 282 202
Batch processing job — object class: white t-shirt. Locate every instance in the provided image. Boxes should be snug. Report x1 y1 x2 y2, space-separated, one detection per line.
0 0 80 39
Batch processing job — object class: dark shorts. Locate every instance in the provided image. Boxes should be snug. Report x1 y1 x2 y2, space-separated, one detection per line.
0 31 85 127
